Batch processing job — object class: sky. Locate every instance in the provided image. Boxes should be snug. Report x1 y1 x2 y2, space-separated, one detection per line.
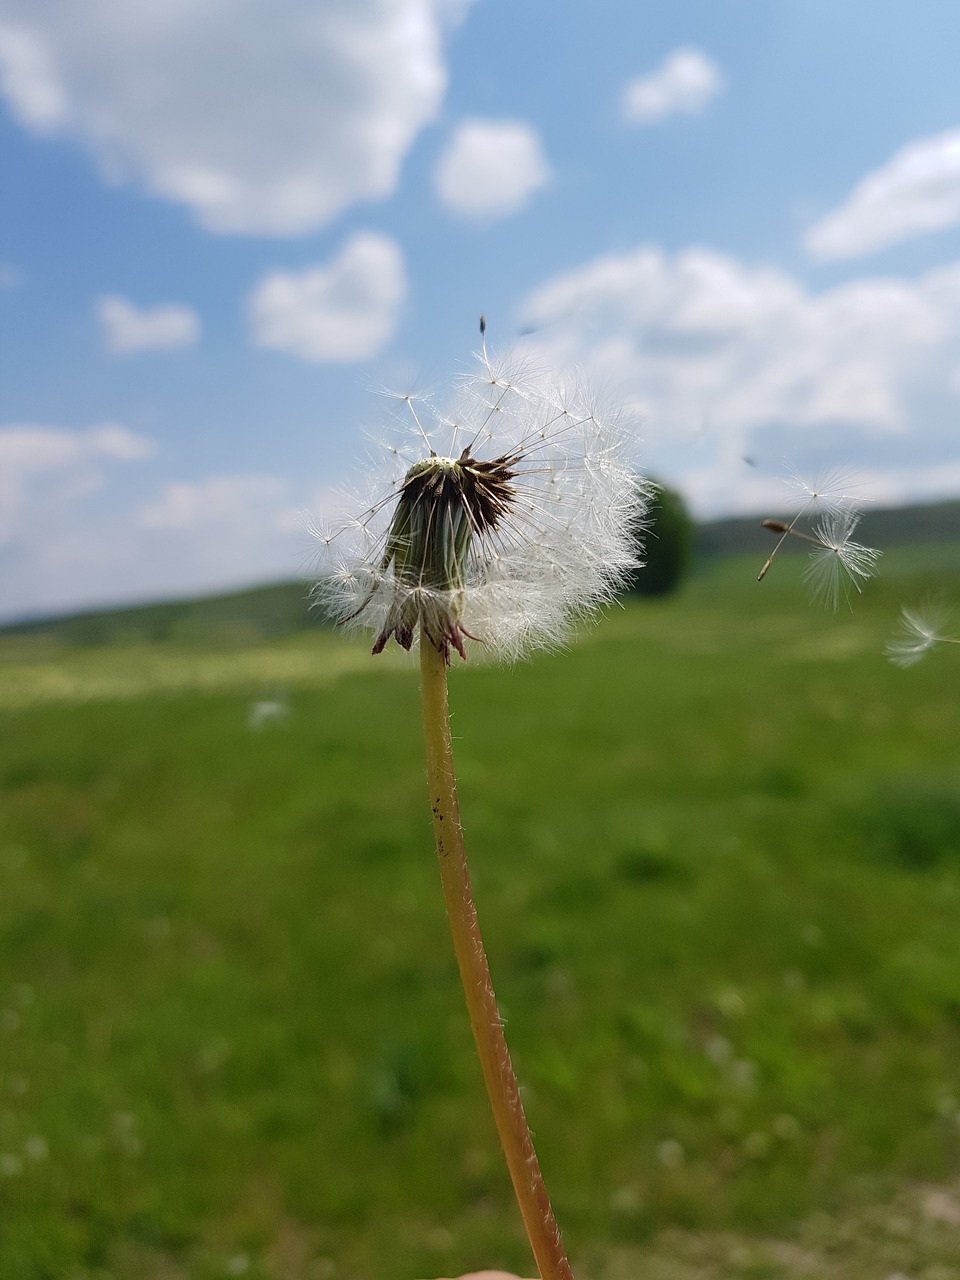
2 0 960 622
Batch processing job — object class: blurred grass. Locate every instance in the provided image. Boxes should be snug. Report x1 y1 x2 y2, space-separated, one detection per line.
1 549 960 1278
0 632 398 708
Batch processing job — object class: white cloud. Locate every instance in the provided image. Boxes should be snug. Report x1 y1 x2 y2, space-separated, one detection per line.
804 128 960 261
0 262 22 289
139 475 299 534
862 458 960 508
0 439 312 621
621 47 724 125
0 422 154 542
247 233 406 363
518 246 960 515
0 1 467 236
97 295 200 353
434 118 550 220
0 22 64 128
130 475 307 595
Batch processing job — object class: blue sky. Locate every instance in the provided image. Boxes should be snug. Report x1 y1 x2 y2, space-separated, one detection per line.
2 0 960 621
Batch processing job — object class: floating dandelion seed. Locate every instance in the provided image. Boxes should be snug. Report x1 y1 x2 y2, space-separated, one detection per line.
886 602 960 667
758 468 868 584
317 342 645 662
783 466 868 516
801 509 882 609
758 471 879 607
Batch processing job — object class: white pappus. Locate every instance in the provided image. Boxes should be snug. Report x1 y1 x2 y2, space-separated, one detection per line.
315 342 647 663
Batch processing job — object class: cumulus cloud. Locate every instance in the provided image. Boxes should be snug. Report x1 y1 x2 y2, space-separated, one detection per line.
139 475 299 534
0 422 154 542
804 128 960 261
0 22 64 128
131 475 306 594
434 118 551 220
247 233 406 363
97 295 201 353
0 1 466 235
621 47 724 125
518 246 960 514
862 458 960 508
0 436 311 622
0 262 22 289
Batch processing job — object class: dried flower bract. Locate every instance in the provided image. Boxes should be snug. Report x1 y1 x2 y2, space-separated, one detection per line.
316 345 645 662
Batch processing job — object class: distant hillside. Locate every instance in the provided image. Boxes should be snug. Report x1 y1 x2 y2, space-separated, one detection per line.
696 496 960 558
1 580 323 649
3 496 959 648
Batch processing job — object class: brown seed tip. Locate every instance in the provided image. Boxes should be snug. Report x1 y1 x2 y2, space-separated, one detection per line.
479 314 486 336
762 519 790 534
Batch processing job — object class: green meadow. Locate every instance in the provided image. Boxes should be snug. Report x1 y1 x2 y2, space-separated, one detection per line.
2 547 960 1279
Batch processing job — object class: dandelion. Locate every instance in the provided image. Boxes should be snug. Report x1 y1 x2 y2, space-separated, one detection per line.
317 328 643 664
315 324 644 1280
886 602 960 667
757 471 880 607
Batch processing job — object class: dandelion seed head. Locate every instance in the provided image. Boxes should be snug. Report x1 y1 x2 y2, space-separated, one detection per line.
314 346 646 662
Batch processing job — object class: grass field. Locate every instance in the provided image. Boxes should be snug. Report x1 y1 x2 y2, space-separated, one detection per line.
2 548 960 1279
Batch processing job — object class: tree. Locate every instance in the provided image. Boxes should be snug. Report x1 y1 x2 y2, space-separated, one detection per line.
630 478 694 596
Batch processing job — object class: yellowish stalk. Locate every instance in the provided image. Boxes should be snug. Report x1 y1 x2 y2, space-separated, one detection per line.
419 636 574 1280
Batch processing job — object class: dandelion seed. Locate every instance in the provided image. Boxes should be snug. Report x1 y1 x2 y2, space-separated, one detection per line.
886 602 960 667
783 466 868 515
801 509 882 609
757 467 879 604
316 345 645 663
758 467 857 582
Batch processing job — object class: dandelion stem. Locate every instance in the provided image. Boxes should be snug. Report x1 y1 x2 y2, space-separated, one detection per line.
419 636 574 1280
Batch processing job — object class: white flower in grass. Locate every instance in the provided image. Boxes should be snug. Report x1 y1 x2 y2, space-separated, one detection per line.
316 339 645 662
247 697 289 729
801 509 882 609
886 602 959 667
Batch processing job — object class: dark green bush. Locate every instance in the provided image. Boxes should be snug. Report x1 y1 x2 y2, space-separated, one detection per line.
629 478 695 596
